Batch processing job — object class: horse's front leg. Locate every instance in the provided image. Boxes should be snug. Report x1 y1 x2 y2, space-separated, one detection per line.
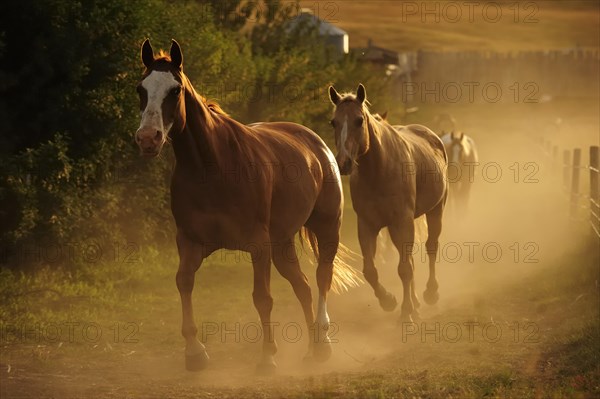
176 231 209 371
358 217 397 311
388 215 416 323
250 240 277 373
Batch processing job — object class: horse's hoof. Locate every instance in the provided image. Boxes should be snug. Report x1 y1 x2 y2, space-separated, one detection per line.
413 298 421 309
399 312 414 323
256 359 277 375
423 289 439 305
185 351 209 372
313 340 332 363
302 352 316 364
378 293 398 312
411 308 421 322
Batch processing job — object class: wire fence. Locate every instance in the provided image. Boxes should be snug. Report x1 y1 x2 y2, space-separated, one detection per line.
412 49 600 101
537 139 600 239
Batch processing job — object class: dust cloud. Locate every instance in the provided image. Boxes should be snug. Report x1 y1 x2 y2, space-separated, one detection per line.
13 102 596 399
112 101 598 394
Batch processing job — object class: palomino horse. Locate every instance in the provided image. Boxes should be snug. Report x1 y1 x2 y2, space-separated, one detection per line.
135 39 360 372
372 111 428 259
440 131 479 213
329 84 448 322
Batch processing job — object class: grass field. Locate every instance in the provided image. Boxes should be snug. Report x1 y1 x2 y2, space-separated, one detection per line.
299 0 600 52
1 98 599 398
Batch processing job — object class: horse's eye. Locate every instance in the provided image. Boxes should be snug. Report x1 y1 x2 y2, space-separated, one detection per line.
355 117 364 127
330 119 336 128
171 86 181 96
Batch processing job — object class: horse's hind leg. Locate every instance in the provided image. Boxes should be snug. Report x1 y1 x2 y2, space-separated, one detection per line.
271 237 316 360
358 217 397 311
176 231 209 371
423 199 444 304
460 181 472 213
250 239 277 373
388 214 416 322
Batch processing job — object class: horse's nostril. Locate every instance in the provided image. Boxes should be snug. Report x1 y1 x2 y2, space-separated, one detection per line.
155 130 161 140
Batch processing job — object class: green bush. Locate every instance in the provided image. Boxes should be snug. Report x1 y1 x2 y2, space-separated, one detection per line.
0 0 394 269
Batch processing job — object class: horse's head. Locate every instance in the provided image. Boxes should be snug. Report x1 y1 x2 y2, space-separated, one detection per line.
446 131 465 164
135 39 185 158
434 113 456 137
328 83 370 175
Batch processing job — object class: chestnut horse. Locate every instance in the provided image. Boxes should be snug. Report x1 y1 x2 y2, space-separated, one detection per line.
329 84 447 322
135 39 361 372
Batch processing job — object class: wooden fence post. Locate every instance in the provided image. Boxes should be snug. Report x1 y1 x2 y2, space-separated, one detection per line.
563 149 571 190
570 148 581 218
590 146 600 237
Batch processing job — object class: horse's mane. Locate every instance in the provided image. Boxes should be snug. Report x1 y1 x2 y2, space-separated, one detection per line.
336 93 372 108
175 69 267 170
156 50 170 60
205 100 228 116
146 53 173 69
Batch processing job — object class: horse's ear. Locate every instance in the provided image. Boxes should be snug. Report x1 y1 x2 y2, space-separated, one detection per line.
329 86 341 105
170 39 183 70
381 110 388 120
141 39 154 68
460 132 465 140
356 83 366 104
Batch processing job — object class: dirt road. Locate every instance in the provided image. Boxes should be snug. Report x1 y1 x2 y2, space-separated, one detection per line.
1 102 598 398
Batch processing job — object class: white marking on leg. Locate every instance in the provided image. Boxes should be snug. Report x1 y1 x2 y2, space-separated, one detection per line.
185 339 207 356
316 295 330 328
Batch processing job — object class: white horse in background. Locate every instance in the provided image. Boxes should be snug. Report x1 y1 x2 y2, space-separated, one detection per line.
441 131 479 214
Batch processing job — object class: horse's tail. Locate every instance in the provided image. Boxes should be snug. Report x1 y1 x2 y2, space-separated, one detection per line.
299 227 363 294
414 215 428 244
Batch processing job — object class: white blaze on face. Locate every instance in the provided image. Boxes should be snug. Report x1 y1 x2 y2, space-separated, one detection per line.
138 71 179 135
338 115 349 160
452 143 461 164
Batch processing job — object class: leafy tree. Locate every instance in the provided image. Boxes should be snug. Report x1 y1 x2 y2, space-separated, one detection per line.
0 0 206 259
0 0 394 268
195 0 255 31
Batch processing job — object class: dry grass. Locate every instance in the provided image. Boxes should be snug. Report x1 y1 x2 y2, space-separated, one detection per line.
300 0 600 52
